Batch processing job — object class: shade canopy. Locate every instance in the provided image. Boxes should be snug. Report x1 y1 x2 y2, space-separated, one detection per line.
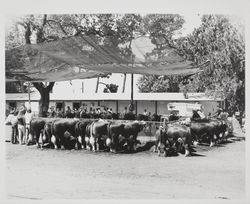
5 35 208 82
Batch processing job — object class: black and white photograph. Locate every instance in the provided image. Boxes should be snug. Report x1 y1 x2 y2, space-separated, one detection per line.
1 0 249 202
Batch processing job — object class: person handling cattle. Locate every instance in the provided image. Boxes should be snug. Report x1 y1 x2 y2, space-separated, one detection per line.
17 106 26 145
191 106 209 122
24 106 34 145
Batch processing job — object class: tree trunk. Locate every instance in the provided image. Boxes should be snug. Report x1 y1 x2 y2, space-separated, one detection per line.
39 89 50 117
33 82 55 117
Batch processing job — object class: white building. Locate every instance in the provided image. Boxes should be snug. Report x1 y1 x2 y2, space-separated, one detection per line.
6 80 224 116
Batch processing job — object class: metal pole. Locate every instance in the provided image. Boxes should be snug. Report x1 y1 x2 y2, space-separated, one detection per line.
131 73 134 105
129 54 135 112
28 82 31 105
122 73 127 93
95 76 100 93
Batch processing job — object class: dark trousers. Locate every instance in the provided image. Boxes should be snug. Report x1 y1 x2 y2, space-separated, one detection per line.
12 124 18 144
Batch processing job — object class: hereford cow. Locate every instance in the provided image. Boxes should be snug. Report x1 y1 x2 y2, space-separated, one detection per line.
51 118 80 149
123 121 145 152
30 118 47 147
75 119 93 149
88 119 110 152
190 121 216 147
107 122 125 153
155 124 193 157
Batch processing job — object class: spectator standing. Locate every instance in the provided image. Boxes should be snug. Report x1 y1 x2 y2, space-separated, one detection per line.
143 109 148 116
56 108 64 118
5 109 18 144
65 106 72 118
122 107 128 119
48 107 56 118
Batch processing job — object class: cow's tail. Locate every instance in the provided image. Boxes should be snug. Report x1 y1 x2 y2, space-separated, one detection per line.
90 121 95 139
75 121 80 136
51 120 56 137
107 122 112 139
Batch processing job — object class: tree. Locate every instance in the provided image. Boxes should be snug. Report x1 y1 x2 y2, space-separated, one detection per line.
103 83 119 93
14 15 57 116
6 14 143 115
175 15 245 114
6 14 71 116
137 14 186 92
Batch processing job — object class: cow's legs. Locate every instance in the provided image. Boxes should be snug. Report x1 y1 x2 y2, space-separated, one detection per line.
90 136 95 152
51 135 58 149
184 144 190 157
153 144 157 153
96 138 99 151
157 142 161 156
85 137 91 150
77 136 84 149
40 132 44 150
209 137 215 147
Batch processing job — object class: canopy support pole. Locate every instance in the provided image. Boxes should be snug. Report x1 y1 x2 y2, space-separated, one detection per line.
28 82 31 105
131 73 134 105
95 77 100 93
122 73 127 93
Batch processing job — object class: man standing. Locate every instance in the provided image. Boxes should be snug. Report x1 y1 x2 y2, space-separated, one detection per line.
25 107 34 145
17 107 26 145
5 109 18 144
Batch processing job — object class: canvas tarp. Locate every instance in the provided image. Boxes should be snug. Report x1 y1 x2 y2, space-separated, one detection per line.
6 35 209 82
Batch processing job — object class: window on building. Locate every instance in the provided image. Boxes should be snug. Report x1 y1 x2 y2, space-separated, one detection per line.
56 102 63 111
73 102 80 110
9 102 16 110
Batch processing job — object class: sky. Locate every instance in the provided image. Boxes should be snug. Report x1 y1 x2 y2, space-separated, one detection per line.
53 13 202 94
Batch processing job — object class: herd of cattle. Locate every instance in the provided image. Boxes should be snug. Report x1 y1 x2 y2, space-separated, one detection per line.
27 116 231 157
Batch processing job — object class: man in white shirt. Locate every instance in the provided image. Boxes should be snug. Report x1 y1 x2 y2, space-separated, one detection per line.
5 109 18 144
25 108 34 145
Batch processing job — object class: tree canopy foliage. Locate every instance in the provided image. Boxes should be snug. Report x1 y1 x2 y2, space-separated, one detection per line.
176 15 245 113
137 14 245 114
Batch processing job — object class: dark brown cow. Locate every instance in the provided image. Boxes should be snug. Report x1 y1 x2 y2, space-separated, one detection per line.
190 121 217 147
51 118 80 149
75 119 93 149
155 124 193 157
30 118 49 148
107 122 125 153
123 121 145 152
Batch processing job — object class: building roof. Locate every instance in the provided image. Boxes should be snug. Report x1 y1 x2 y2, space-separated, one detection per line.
5 92 223 102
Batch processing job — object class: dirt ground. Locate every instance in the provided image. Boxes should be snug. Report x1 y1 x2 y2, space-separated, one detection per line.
4 134 245 200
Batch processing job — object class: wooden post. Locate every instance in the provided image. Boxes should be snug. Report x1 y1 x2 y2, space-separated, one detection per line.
116 100 118 113
95 77 100 93
131 74 134 105
122 73 127 93
135 100 137 115
81 81 84 93
155 101 158 115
